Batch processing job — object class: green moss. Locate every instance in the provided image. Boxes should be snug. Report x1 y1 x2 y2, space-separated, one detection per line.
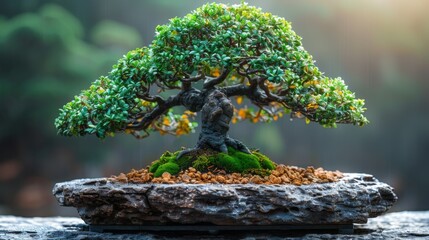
210 153 243 172
158 151 176 163
231 149 261 170
150 151 175 174
148 147 277 176
252 151 276 170
192 156 211 172
149 160 161 173
176 154 193 170
154 162 180 177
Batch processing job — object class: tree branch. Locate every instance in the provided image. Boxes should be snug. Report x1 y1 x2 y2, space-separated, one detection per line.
221 83 269 106
179 71 206 91
154 80 166 92
139 94 166 105
181 72 205 83
181 81 191 91
222 77 290 109
127 86 206 132
222 84 250 97
163 81 181 90
254 103 274 117
136 84 166 105
203 68 231 89
258 79 284 102
236 61 248 77
126 94 181 131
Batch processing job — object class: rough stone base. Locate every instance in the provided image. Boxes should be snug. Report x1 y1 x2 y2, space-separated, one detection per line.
53 173 397 226
1 212 429 239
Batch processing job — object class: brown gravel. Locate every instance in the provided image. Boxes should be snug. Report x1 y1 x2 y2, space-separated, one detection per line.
109 165 343 185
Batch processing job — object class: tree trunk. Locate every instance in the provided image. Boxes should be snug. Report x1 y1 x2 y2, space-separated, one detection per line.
179 90 250 158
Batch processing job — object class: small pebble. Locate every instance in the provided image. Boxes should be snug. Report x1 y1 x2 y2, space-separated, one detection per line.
162 172 171 180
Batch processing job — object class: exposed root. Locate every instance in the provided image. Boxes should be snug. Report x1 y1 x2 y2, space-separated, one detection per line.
225 137 251 154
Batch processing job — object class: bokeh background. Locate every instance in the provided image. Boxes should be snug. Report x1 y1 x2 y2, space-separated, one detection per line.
1 0 428 217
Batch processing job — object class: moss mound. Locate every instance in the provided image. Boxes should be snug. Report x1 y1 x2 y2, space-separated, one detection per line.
149 147 275 177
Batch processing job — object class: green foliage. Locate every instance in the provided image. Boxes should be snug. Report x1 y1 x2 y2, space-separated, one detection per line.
55 48 151 138
56 2 368 139
148 147 276 175
153 162 180 177
150 2 368 127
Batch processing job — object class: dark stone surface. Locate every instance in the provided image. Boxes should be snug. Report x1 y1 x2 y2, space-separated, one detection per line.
52 173 396 226
1 211 428 239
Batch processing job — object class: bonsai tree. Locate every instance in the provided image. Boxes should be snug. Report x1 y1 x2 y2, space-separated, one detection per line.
55 3 368 174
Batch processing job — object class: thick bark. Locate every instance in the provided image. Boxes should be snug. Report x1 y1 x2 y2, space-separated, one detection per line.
179 90 250 158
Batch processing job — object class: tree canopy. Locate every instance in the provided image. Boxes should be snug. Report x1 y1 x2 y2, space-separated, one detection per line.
55 3 368 139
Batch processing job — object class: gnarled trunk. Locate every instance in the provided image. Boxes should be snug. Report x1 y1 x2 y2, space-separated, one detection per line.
179 90 250 158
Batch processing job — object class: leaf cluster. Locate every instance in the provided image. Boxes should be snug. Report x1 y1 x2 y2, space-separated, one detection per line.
56 2 368 139
55 48 150 138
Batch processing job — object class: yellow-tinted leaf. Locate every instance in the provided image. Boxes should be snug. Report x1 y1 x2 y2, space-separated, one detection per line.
163 117 170 126
305 117 310 124
211 68 220 77
238 108 247 119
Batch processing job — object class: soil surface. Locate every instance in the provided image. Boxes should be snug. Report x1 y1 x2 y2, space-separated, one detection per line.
110 164 343 185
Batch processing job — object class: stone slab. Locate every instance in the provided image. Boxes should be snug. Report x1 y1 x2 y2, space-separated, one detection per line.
52 173 397 225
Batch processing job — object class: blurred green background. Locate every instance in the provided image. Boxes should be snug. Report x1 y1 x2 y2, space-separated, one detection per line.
1 0 428 217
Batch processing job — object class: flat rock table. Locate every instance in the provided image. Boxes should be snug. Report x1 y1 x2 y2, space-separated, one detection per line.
52 173 397 231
